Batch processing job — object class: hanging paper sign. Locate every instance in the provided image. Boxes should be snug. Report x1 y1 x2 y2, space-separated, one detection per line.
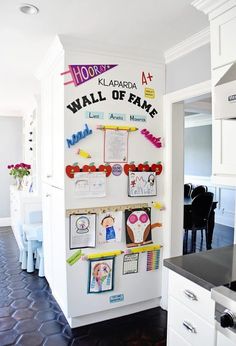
109 294 124 303
129 114 147 122
108 113 126 121
146 249 160 271
69 214 96 249
61 64 118 87
123 253 139 274
88 257 115 293
104 129 128 163
112 164 123 176
85 111 104 120
144 88 155 99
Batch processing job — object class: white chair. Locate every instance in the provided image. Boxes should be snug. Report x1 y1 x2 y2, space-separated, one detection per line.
20 210 43 272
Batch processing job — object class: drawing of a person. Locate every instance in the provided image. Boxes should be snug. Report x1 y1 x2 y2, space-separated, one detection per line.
101 215 116 242
130 172 136 188
92 262 111 291
146 173 155 193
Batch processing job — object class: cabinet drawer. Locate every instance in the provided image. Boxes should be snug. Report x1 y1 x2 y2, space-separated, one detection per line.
168 270 215 324
168 328 190 346
168 296 215 346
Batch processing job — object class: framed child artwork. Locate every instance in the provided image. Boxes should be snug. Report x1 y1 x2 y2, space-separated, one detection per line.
88 257 114 293
125 208 152 248
69 213 96 249
128 171 157 197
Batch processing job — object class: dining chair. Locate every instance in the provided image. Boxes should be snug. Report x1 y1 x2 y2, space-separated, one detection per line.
191 185 208 199
183 192 214 253
184 183 192 198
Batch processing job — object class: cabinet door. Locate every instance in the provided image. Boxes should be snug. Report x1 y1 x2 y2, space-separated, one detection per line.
211 6 236 69
217 331 236 346
42 184 54 289
212 119 236 181
41 53 64 188
168 328 190 346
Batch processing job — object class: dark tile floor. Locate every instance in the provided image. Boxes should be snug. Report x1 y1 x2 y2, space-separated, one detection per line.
0 227 167 346
184 222 234 254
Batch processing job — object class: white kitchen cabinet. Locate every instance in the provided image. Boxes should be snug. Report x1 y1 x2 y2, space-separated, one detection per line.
167 270 216 346
41 183 67 311
10 185 41 249
212 119 236 181
211 6 236 69
217 331 235 346
39 51 64 189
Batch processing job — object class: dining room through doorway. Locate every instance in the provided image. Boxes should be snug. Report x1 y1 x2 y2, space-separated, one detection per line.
184 93 235 253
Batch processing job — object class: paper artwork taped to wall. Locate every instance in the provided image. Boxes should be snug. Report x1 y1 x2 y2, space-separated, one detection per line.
98 211 122 244
128 171 157 197
74 172 106 198
123 253 139 275
146 249 160 271
88 257 114 293
125 208 152 248
69 213 96 249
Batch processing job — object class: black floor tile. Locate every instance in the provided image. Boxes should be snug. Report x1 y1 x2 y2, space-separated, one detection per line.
0 228 167 345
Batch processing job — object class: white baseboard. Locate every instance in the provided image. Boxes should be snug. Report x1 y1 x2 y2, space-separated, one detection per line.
0 217 11 227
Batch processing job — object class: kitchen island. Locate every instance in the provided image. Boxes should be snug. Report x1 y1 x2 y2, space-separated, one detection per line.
164 245 236 346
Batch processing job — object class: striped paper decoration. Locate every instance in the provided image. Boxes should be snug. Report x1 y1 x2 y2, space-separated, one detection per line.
146 249 160 271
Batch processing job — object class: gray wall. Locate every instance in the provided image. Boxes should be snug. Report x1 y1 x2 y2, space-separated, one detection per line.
0 117 23 218
184 125 212 176
166 44 211 93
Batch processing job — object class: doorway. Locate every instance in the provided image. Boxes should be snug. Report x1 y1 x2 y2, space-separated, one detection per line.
162 80 235 261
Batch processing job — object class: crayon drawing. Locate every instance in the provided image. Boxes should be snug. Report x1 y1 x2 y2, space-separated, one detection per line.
88 257 114 293
98 211 122 244
125 208 152 248
128 171 157 197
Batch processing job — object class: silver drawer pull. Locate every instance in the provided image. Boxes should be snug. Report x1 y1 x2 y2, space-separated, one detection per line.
46 175 52 178
184 289 198 301
183 321 197 334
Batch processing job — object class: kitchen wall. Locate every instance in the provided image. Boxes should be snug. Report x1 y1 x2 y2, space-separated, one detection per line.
166 44 211 93
184 125 212 176
0 116 23 224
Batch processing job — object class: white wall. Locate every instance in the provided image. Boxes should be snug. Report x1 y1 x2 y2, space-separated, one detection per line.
184 125 212 176
166 44 211 93
0 116 23 220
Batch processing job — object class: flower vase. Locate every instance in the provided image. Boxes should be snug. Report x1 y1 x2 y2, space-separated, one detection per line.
16 177 24 191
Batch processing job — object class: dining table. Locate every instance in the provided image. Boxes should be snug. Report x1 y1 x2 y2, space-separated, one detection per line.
184 197 218 250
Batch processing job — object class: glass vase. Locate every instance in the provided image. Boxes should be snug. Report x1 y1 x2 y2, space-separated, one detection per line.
16 177 24 191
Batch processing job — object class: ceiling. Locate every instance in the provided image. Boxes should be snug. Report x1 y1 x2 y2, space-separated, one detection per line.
0 0 209 116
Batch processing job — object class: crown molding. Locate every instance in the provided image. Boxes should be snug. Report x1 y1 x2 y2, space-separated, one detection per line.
192 0 236 19
164 27 210 64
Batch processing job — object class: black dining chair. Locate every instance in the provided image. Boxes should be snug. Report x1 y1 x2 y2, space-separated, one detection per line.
184 183 192 198
191 185 208 199
183 192 214 253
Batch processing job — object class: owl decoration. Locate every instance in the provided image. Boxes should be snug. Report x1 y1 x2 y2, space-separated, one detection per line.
125 208 152 248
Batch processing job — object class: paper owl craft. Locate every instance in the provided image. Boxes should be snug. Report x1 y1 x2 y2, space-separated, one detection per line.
125 208 152 248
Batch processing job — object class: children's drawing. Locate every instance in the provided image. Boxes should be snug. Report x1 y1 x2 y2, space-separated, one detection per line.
98 211 122 244
128 171 157 197
88 257 114 293
69 213 96 249
125 208 152 248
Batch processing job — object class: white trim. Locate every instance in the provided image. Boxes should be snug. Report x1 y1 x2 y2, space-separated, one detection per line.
184 175 212 185
164 27 210 64
185 113 212 127
163 80 211 259
0 218 11 227
192 0 236 19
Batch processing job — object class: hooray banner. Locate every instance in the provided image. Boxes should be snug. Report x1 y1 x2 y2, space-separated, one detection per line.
61 64 117 87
